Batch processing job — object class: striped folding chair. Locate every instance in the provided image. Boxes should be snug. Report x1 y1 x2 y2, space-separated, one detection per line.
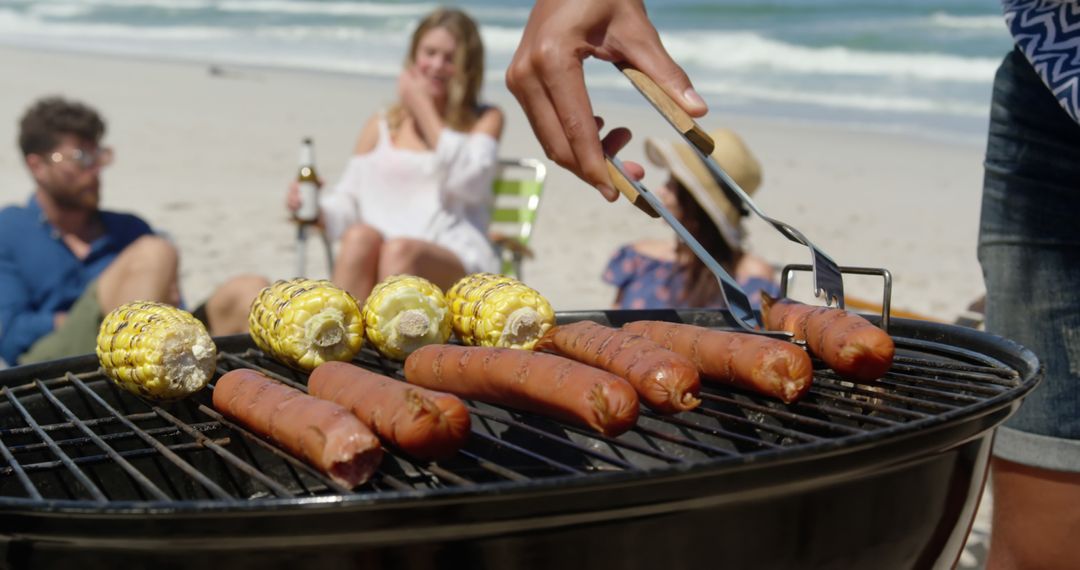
488 158 547 280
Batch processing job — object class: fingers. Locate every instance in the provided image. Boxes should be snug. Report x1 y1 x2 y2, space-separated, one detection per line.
601 126 632 156
620 23 707 118
538 49 617 199
508 54 618 202
285 184 300 211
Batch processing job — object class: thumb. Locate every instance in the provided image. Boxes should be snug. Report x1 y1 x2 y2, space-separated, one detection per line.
623 32 707 118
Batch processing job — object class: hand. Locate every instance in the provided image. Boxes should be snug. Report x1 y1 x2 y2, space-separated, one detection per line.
398 65 434 117
285 181 301 212
506 0 706 200
285 178 323 213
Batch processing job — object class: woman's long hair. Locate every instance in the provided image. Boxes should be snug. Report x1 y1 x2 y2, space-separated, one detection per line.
389 8 485 132
674 180 739 307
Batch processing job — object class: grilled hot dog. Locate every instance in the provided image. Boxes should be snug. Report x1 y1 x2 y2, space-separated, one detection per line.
212 368 382 488
308 362 471 460
622 320 814 403
536 320 701 413
760 294 894 382
403 345 640 437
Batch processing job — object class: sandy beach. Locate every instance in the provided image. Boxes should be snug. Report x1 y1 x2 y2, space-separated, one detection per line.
0 45 988 323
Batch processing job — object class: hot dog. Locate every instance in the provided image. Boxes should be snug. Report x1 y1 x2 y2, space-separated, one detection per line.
308 362 471 460
212 368 382 488
622 320 814 404
760 294 895 382
535 321 701 414
403 345 640 437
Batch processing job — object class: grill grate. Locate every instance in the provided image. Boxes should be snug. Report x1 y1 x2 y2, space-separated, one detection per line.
0 314 1027 510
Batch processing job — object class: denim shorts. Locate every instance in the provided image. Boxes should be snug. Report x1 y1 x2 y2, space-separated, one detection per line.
978 47 1080 472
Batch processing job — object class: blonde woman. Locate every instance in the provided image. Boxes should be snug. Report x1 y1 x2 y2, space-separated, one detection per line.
288 8 503 302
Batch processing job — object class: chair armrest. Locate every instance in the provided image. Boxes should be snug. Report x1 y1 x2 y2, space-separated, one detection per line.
489 232 534 259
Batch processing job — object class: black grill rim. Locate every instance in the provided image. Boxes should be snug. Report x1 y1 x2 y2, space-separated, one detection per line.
0 310 1042 514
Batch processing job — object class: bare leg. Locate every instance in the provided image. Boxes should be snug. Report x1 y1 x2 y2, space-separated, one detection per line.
204 274 270 335
986 457 1080 570
332 223 383 302
378 238 467 292
96 235 180 313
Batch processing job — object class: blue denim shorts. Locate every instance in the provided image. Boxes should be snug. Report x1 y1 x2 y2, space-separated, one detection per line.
979 48 1080 472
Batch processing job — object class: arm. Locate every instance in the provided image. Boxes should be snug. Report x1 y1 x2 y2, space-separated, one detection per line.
505 0 706 197
0 253 54 364
399 66 446 149
351 114 381 155
314 115 381 240
434 107 505 204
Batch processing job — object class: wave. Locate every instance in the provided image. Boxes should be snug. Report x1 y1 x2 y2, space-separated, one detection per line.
41 0 531 20
930 12 1004 31
587 73 988 117
658 31 1000 83
0 10 232 40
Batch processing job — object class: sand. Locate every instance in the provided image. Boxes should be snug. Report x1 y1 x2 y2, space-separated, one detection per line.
0 45 988 323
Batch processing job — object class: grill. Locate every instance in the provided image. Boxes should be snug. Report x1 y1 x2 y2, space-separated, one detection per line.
0 310 1040 570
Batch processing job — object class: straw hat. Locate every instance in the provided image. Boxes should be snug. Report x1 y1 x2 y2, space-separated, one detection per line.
644 128 762 252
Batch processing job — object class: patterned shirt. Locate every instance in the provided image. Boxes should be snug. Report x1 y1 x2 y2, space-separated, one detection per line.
602 245 779 311
1003 0 1080 123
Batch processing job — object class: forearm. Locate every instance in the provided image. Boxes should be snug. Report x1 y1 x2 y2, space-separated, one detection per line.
435 130 499 202
409 99 447 149
0 310 54 364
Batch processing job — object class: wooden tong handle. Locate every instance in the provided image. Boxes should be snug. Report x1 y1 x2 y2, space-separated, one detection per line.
605 158 658 218
615 63 715 155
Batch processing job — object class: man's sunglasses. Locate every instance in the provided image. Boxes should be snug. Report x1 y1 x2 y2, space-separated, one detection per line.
49 147 114 169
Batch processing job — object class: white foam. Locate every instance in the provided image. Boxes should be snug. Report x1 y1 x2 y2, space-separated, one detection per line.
659 30 1000 83
930 12 1005 31
218 0 436 17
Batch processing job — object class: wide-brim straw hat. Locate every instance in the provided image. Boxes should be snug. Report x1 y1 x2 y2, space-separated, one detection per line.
644 128 762 252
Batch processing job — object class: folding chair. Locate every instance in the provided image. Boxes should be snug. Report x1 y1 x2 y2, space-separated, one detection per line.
295 222 334 278
489 158 547 280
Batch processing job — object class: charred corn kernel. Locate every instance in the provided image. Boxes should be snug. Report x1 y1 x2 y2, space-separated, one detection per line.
362 275 451 361
96 301 216 401
447 273 555 350
248 278 364 371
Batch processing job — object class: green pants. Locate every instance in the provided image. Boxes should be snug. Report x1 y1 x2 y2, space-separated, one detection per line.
19 281 104 365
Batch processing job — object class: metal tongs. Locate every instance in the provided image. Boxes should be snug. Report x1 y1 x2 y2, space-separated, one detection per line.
604 64 846 330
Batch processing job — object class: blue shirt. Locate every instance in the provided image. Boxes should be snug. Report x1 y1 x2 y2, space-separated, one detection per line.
0 195 153 364
1003 0 1080 124
602 244 779 311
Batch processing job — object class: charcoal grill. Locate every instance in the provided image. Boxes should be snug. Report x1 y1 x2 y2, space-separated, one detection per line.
0 310 1040 570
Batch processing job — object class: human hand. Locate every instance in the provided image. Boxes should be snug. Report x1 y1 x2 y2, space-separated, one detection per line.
506 0 706 200
286 180 301 212
398 65 435 116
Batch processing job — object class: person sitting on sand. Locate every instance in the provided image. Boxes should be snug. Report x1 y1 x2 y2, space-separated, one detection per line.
286 7 503 302
0 96 268 366
603 128 778 310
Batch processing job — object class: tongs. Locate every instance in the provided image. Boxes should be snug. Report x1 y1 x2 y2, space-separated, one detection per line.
608 64 846 311
606 154 768 333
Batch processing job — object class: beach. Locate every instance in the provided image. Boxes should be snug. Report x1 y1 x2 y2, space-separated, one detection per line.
0 44 988 322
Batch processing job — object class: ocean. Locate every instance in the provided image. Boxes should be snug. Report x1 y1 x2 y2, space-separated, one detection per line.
0 0 1015 141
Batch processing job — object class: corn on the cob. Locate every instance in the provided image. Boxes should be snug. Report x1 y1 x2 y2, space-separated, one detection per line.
446 273 555 350
361 275 452 361
96 301 216 401
248 278 364 371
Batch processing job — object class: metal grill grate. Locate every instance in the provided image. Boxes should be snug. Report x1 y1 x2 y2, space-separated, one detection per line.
0 312 1028 511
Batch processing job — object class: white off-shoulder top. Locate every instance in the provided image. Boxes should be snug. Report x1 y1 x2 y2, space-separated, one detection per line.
318 115 500 274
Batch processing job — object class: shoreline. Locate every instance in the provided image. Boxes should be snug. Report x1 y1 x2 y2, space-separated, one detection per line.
0 44 990 323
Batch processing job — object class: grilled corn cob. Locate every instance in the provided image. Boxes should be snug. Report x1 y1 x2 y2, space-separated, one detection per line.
361 275 452 361
96 301 216 401
447 273 555 350
248 278 364 371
